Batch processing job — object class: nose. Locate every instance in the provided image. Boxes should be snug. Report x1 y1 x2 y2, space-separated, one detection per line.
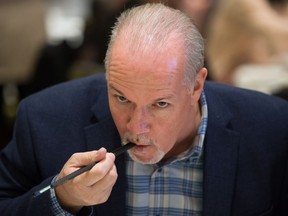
127 107 150 134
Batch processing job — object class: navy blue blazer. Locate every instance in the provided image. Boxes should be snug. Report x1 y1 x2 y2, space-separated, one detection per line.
0 74 287 215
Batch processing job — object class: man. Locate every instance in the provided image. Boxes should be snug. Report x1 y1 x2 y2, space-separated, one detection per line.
0 3 287 216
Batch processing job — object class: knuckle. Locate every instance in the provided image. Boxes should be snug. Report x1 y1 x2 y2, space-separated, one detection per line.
110 171 118 182
100 196 109 203
82 195 93 205
70 152 80 159
94 166 107 177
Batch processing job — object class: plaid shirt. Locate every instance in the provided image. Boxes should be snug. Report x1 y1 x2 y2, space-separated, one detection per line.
126 91 208 216
51 91 208 216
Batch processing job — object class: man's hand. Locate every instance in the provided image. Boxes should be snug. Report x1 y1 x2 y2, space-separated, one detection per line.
54 148 117 214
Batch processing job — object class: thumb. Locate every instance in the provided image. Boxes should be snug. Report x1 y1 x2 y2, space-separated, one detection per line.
71 147 107 167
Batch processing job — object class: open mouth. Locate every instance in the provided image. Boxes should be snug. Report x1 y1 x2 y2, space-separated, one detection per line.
132 144 151 152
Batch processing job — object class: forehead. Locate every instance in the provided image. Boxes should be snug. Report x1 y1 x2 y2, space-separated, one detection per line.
108 39 186 85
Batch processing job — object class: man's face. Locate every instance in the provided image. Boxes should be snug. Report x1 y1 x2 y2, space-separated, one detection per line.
107 42 201 164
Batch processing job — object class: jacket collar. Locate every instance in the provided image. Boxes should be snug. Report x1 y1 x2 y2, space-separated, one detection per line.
84 93 126 215
203 83 240 216
84 83 120 151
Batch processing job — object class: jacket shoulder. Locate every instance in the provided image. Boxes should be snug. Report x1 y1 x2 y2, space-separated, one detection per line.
204 81 288 131
18 74 108 121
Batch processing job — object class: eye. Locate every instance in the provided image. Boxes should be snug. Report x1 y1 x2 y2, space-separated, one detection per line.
116 95 128 103
156 101 169 108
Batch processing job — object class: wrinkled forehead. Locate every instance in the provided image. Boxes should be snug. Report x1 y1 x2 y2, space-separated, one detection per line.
110 34 185 67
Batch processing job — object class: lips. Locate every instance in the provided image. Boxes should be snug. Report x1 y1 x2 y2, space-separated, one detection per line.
124 137 154 152
133 144 150 152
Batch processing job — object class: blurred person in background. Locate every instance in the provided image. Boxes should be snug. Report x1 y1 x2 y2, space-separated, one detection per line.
167 0 216 37
205 0 288 98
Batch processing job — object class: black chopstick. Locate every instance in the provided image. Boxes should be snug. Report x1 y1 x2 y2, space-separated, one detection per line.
33 143 135 197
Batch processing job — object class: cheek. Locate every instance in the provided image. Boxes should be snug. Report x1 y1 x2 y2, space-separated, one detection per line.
113 114 125 128
154 123 178 149
157 106 190 141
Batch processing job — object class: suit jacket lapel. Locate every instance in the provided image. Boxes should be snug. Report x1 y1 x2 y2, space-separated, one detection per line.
83 98 126 215
84 115 121 152
203 84 240 216
84 86 120 152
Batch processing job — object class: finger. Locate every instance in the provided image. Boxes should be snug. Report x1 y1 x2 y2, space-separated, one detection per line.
78 152 116 186
79 164 118 205
72 147 107 167
57 148 107 180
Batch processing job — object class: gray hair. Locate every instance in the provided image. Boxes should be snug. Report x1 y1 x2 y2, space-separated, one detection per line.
104 3 204 90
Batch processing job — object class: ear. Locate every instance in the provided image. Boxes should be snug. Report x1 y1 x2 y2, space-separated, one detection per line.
191 67 208 105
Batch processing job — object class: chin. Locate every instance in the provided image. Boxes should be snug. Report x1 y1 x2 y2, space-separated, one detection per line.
128 151 165 164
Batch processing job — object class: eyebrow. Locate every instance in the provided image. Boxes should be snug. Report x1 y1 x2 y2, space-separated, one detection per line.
109 84 176 101
109 85 124 95
155 94 175 101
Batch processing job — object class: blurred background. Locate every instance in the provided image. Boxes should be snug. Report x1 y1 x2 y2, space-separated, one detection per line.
0 0 287 149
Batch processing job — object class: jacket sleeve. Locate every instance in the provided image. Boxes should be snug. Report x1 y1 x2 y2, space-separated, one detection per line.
0 99 55 215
